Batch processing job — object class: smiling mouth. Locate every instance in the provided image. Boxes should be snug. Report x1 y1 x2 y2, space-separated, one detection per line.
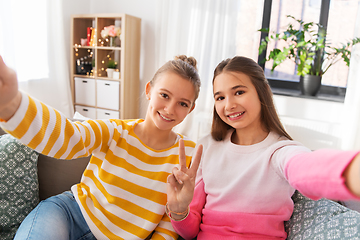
158 112 173 122
227 112 244 120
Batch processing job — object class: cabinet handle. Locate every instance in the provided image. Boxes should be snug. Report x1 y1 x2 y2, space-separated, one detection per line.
105 83 110 86
82 80 88 83
105 113 110 115
83 109 88 111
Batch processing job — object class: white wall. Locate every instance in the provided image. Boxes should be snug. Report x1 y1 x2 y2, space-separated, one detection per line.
274 95 344 150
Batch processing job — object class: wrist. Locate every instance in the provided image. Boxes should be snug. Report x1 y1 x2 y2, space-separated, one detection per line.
165 202 189 221
0 91 22 122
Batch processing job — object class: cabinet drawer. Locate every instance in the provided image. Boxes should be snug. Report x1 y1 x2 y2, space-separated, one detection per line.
96 109 120 119
96 80 120 110
75 78 96 106
75 105 96 119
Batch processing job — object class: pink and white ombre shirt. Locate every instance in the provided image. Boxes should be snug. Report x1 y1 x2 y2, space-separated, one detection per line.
172 131 360 239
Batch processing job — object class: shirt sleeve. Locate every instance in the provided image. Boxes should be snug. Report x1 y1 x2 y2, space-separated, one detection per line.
284 149 360 200
0 92 113 159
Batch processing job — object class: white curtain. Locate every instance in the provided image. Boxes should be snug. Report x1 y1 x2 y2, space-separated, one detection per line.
0 0 73 117
155 0 238 140
342 2 360 150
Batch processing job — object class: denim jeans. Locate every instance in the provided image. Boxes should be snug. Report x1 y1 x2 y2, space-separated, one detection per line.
14 191 96 240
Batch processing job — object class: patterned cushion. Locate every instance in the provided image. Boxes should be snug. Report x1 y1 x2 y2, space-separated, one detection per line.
0 134 39 240
285 191 360 239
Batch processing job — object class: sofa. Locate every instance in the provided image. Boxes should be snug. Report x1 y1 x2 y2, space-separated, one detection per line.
1 127 360 240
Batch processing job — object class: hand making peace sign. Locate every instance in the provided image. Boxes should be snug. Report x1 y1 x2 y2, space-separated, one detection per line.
166 138 203 220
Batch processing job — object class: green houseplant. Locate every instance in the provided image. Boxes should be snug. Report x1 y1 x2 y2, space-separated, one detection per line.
106 60 118 78
107 60 117 69
259 15 360 96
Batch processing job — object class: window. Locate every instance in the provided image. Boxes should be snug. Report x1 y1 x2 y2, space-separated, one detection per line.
0 0 48 82
262 0 322 83
257 0 360 98
325 0 359 87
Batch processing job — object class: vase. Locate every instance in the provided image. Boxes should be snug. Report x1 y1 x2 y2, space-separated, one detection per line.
112 71 120 79
106 68 115 78
299 75 322 96
109 37 116 47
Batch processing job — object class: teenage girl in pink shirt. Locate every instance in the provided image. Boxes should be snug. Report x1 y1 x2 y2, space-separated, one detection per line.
166 56 360 239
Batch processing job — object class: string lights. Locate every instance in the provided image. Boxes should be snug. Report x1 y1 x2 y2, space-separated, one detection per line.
74 26 120 78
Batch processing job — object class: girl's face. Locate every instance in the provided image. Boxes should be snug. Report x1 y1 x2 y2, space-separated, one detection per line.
146 71 196 131
213 71 263 133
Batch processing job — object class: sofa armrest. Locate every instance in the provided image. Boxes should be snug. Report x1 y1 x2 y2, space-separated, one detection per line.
0 127 6 136
37 154 90 200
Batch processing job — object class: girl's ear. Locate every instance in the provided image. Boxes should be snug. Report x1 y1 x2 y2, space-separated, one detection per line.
145 81 151 100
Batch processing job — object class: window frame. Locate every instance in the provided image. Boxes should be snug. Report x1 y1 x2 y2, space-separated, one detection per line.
258 0 346 102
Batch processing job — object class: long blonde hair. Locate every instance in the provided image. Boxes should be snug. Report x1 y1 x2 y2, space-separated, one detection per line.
211 56 292 141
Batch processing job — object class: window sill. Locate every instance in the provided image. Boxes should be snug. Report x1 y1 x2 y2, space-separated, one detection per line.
268 79 345 103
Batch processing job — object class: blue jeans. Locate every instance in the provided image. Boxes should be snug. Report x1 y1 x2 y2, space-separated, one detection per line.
14 191 96 240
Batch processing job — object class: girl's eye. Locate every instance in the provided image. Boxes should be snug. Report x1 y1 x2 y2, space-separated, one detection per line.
180 102 189 108
160 93 169 98
215 96 224 101
235 90 245 96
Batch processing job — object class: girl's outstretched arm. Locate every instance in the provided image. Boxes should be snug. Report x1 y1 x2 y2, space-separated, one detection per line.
166 138 203 220
343 153 360 196
285 148 360 200
0 56 22 121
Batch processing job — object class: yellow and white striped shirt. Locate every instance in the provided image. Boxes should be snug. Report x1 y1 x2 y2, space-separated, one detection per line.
0 92 196 239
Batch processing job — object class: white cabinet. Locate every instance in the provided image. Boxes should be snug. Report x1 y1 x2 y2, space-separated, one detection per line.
96 80 120 110
74 105 120 120
75 105 97 119
97 109 120 119
75 78 96 106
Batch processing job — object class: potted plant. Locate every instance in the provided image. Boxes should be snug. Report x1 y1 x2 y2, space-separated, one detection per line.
259 15 360 96
106 60 117 78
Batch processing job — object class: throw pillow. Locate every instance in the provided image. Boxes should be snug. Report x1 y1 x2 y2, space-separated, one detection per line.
0 134 39 240
285 190 360 240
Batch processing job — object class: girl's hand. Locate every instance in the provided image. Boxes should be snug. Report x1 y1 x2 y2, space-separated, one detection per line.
0 56 21 121
166 138 203 220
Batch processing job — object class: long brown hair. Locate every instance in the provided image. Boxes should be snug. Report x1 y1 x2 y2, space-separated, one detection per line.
211 56 292 141
150 55 201 104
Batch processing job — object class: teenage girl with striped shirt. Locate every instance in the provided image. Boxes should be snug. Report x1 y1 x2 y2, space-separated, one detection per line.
0 55 201 240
